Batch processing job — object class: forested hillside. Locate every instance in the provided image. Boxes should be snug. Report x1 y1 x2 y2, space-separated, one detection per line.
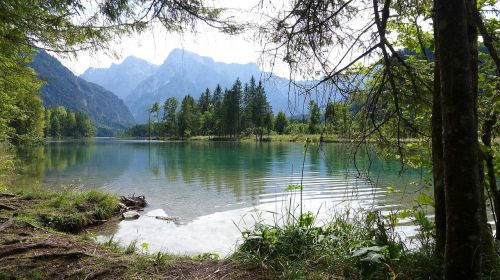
31 51 135 134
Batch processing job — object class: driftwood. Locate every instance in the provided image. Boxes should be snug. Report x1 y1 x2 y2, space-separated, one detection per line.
120 195 147 208
155 216 180 222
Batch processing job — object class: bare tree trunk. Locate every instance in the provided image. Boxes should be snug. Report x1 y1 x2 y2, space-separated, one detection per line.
435 0 482 279
431 17 446 264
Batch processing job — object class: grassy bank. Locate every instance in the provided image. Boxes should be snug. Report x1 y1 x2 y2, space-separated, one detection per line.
0 186 119 233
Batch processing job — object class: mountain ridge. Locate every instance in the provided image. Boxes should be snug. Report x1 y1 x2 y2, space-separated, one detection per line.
30 51 136 134
81 56 158 99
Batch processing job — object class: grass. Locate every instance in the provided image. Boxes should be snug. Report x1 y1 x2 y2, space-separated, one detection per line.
231 208 442 280
1 185 120 233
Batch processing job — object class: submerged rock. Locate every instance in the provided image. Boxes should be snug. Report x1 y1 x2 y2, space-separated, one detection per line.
122 211 140 220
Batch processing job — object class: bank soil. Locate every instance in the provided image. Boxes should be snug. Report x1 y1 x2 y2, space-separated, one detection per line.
0 194 263 280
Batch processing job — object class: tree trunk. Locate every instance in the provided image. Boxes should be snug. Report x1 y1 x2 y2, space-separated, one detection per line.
435 0 482 279
466 0 495 272
431 17 446 264
482 113 499 239
474 5 500 241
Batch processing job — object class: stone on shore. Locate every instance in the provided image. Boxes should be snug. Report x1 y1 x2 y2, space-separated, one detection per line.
122 210 140 220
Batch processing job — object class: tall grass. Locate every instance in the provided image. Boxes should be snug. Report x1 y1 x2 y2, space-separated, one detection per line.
232 207 441 279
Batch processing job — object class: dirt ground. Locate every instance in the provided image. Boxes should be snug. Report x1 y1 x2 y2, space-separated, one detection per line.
0 194 265 280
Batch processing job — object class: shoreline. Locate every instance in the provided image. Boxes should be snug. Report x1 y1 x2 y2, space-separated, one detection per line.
0 188 261 279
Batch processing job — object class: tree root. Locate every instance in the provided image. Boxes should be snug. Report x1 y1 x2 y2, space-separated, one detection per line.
0 203 16 210
0 242 61 258
0 218 14 232
22 251 92 260
84 268 112 280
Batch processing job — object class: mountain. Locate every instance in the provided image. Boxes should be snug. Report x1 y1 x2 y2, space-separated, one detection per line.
81 56 158 99
81 49 307 123
30 51 135 134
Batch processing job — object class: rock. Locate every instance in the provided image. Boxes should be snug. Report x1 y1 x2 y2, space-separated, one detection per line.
122 211 140 220
155 216 180 222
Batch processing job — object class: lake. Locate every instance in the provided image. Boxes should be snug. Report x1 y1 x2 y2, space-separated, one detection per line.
17 139 424 256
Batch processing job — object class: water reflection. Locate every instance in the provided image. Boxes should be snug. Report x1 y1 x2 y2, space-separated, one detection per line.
17 139 423 255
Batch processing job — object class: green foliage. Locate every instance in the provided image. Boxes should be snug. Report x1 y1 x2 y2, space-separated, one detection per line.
274 111 288 134
286 184 302 191
222 79 243 137
162 97 178 136
45 107 94 138
0 46 44 144
125 240 139 254
178 95 200 138
192 252 220 261
234 209 440 279
308 101 321 134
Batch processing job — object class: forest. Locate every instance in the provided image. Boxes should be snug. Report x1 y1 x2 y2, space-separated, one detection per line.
0 0 498 280
124 76 353 140
44 107 95 139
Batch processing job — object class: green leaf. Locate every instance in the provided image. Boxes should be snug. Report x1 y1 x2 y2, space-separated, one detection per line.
286 184 302 191
416 193 435 207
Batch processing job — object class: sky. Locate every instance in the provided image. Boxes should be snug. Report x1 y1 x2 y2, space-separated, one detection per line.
59 0 274 76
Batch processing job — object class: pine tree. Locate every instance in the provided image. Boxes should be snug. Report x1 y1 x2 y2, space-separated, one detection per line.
163 97 178 137
199 88 211 114
178 95 200 138
222 79 242 137
212 84 224 136
274 111 288 134
308 100 321 134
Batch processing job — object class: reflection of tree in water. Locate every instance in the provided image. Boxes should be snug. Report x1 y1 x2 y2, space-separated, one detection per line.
16 141 95 185
309 144 321 173
320 143 425 197
17 140 134 188
154 142 271 202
